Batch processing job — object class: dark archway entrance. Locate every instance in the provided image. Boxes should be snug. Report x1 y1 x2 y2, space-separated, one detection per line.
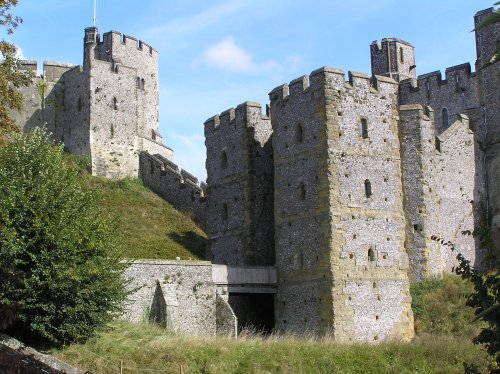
228 293 274 333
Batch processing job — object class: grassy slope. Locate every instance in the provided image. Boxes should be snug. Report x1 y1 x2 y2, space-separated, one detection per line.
70 155 207 260
54 275 490 373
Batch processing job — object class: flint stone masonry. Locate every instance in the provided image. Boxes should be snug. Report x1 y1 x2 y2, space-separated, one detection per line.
124 260 216 335
268 68 414 341
205 102 274 266
13 27 174 179
123 261 277 335
13 7 498 344
139 152 206 225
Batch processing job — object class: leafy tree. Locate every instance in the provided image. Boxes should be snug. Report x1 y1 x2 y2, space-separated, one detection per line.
0 0 33 141
0 129 128 345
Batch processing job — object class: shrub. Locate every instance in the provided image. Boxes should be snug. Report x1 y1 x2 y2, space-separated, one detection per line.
0 129 128 345
410 274 483 338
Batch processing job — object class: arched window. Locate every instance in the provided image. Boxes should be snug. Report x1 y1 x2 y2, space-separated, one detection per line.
113 97 118 110
361 118 368 139
141 78 146 90
399 47 404 63
221 151 228 169
297 182 306 201
222 203 228 220
295 123 304 143
442 108 449 129
77 97 82 112
364 179 372 198
368 247 376 262
136 77 141 89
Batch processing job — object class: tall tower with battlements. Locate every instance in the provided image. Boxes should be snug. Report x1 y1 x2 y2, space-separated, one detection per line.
371 38 416 83
269 68 414 341
204 102 274 266
79 27 172 178
13 26 173 179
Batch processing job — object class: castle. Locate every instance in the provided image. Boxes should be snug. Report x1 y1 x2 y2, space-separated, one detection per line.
13 8 499 342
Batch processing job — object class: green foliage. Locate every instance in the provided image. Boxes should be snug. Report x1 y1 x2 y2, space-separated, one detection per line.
0 0 33 140
410 274 483 338
54 321 489 374
454 236 500 371
0 129 128 345
432 218 500 371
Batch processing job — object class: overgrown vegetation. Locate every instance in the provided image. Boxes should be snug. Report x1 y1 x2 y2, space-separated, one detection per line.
410 274 484 339
431 228 500 372
66 155 207 260
51 275 491 373
53 321 488 374
0 129 127 345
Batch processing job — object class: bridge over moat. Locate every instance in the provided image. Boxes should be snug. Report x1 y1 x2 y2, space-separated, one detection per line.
124 260 277 336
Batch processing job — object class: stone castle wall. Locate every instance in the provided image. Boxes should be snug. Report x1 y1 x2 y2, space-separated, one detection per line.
269 68 414 341
474 9 500 249
398 64 480 134
11 7 498 343
139 152 206 225
434 114 478 271
398 105 441 280
204 102 274 266
13 28 173 180
123 260 216 335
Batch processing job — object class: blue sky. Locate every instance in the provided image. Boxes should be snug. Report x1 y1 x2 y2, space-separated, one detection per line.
5 0 495 180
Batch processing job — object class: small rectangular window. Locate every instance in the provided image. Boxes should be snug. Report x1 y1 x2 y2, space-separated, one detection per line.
361 118 368 139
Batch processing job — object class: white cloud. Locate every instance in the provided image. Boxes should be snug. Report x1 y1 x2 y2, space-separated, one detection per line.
196 36 281 75
143 1 248 41
169 133 207 180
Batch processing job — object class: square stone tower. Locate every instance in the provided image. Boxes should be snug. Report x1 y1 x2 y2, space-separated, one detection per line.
204 102 274 266
370 38 416 83
269 68 414 342
54 27 173 178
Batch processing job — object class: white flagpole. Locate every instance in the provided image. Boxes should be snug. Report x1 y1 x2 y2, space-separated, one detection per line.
93 0 97 27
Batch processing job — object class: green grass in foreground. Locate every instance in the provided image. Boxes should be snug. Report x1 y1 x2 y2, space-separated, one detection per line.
53 274 493 373
67 154 207 260
54 321 489 374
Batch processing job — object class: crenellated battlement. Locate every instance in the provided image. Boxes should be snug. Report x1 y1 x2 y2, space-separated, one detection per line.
370 37 414 53
269 67 397 105
399 62 476 94
140 152 206 226
98 30 158 57
204 102 268 134
17 60 77 78
17 59 37 73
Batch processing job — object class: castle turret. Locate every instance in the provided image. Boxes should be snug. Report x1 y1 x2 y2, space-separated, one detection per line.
204 102 274 267
370 38 416 82
474 8 500 248
83 27 98 68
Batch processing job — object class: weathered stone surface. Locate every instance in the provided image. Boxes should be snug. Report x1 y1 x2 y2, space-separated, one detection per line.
13 7 499 344
0 333 84 373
